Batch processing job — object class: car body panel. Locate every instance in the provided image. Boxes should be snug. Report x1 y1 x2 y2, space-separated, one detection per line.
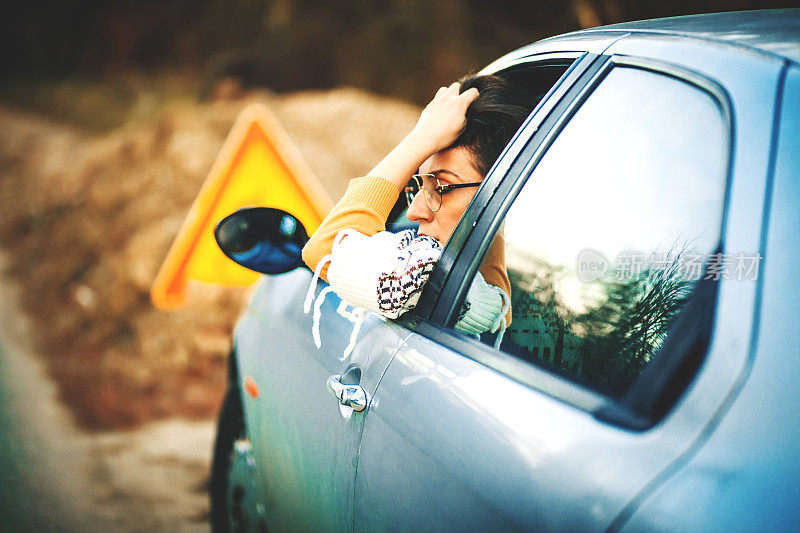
524 10 800 65
580 9 800 64
235 269 410 530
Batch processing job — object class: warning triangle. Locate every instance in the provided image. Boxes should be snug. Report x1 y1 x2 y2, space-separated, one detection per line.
151 103 333 310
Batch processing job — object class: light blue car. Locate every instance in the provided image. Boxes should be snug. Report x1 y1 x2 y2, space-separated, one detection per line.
209 10 800 532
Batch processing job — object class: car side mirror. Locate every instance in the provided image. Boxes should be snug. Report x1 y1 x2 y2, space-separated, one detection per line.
214 207 309 275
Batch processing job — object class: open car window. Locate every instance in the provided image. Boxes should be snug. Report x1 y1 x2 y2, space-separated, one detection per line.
384 57 578 231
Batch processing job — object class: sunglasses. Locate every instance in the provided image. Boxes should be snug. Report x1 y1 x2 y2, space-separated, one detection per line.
403 173 481 212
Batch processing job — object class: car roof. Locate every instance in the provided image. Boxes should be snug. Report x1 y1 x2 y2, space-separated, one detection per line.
541 9 800 64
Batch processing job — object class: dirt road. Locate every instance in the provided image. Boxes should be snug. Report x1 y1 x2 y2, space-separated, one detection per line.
0 251 215 531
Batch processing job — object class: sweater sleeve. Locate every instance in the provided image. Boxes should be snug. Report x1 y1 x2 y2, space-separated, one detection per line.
479 233 512 326
301 175 512 326
301 176 400 282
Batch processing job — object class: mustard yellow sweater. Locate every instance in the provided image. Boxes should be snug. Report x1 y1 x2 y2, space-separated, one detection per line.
301 176 512 325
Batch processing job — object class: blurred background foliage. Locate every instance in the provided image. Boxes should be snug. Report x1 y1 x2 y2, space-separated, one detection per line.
2 0 797 120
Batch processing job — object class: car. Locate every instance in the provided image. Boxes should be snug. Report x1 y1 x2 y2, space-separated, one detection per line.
208 9 800 532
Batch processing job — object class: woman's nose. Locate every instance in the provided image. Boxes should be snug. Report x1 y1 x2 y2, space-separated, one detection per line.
406 191 433 222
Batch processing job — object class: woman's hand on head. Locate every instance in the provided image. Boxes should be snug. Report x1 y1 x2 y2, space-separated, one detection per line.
410 82 480 154
365 82 478 190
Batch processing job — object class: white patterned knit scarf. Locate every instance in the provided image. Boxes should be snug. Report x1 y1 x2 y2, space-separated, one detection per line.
304 228 509 352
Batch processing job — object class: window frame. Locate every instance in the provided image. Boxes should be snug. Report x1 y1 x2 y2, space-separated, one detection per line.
398 54 735 429
410 51 599 319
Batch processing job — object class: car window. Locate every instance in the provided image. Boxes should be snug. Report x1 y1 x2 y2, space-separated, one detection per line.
497 61 576 109
492 65 728 395
384 60 575 232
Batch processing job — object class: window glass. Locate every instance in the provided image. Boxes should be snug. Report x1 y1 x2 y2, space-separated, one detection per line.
498 66 727 394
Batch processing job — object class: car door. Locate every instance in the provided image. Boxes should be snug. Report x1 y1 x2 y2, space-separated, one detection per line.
352 42 779 530
235 268 412 531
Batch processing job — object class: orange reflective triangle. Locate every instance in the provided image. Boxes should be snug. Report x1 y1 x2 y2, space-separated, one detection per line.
151 103 333 310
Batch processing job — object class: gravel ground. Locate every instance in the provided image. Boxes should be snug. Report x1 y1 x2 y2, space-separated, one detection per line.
0 251 215 531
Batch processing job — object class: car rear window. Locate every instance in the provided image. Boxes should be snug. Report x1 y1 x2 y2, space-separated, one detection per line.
496 65 728 394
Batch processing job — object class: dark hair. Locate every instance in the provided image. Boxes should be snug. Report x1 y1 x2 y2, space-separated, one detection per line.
452 74 536 177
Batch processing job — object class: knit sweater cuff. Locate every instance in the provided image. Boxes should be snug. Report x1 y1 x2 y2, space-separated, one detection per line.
340 177 401 221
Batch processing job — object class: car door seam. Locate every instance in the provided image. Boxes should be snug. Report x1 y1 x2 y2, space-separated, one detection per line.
350 329 414 532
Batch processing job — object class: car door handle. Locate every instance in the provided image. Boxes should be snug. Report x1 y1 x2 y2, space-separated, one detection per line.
327 375 369 412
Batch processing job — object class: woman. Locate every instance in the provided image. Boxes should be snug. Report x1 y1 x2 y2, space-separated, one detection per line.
302 75 533 344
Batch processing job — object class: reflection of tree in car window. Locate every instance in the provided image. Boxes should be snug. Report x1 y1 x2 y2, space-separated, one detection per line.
506 243 699 391
499 66 728 394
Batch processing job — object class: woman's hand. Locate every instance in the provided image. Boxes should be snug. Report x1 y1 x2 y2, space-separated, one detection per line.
410 82 480 154
365 81 479 190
